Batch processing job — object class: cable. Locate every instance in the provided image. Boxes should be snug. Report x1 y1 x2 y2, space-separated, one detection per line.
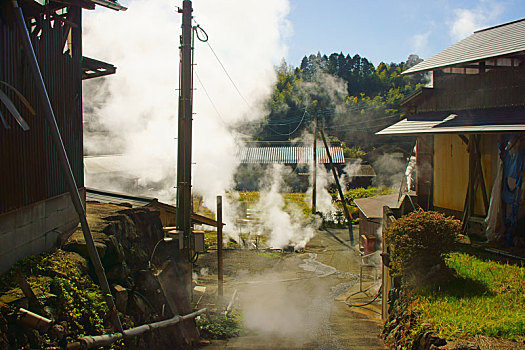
192 18 250 108
266 107 308 137
194 69 228 126
322 113 402 129
194 24 208 42
205 41 251 108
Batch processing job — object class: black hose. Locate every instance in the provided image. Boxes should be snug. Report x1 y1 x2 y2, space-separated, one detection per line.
344 283 382 308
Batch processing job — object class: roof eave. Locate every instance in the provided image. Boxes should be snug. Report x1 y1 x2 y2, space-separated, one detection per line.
89 0 127 11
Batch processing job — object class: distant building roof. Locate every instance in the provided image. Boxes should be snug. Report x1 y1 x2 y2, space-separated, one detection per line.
377 107 525 135
347 163 376 177
404 18 525 74
86 188 221 227
238 142 345 164
354 194 399 220
88 0 127 11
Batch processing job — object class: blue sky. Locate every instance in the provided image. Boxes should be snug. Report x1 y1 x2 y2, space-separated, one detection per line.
284 0 525 67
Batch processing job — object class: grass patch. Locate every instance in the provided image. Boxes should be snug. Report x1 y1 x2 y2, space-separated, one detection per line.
231 188 394 227
256 252 281 258
411 251 525 339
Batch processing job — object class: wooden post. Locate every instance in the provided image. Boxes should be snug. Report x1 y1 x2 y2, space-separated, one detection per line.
319 129 353 244
217 196 223 298
312 114 317 213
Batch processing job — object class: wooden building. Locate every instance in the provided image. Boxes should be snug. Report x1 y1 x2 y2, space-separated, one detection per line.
378 18 525 245
0 0 125 273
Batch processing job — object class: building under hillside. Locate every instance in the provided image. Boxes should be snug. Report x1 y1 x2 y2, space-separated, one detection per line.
236 141 375 190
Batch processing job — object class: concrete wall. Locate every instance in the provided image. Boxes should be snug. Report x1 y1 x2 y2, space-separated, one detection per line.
0 188 85 274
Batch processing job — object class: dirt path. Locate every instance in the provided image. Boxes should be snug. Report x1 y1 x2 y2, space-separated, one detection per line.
195 227 386 349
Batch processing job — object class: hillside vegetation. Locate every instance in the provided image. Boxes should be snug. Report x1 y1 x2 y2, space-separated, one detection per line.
239 52 428 154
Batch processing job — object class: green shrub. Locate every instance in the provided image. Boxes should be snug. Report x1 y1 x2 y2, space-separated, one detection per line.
384 210 460 278
197 312 242 339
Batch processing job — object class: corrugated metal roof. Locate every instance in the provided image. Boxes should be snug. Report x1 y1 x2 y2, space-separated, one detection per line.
377 107 525 135
86 188 152 207
404 18 525 75
237 145 345 164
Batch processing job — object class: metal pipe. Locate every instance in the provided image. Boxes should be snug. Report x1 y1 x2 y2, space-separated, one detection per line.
224 289 237 316
17 308 53 333
71 309 207 349
11 0 122 332
319 128 354 244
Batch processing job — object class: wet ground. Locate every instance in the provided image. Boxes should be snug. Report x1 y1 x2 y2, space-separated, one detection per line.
193 227 386 349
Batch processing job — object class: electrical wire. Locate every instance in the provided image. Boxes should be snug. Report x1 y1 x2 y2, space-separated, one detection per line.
194 24 208 42
192 18 250 108
205 41 251 108
194 69 228 127
266 107 308 136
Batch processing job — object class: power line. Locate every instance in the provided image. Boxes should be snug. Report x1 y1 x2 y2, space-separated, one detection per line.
266 107 308 136
192 18 251 110
194 69 228 127
205 41 251 108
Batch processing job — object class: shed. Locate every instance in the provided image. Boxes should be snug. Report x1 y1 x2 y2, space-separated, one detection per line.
354 194 399 253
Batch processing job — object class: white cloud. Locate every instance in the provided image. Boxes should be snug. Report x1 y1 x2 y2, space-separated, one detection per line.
449 0 505 41
411 31 430 56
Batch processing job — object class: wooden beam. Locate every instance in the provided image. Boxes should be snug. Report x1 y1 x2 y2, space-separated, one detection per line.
458 134 469 145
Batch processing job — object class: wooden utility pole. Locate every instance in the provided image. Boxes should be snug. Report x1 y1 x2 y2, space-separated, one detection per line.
312 114 317 214
176 0 194 256
319 128 354 244
217 196 224 298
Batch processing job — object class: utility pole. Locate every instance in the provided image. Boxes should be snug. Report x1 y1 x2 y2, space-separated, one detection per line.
177 0 194 257
312 114 317 214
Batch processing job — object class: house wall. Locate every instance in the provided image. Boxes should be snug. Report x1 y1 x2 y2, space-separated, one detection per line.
0 5 85 272
0 188 85 274
0 5 84 215
407 65 525 113
433 134 498 216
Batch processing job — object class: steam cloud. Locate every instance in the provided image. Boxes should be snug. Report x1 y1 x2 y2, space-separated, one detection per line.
82 1 290 207
82 0 334 248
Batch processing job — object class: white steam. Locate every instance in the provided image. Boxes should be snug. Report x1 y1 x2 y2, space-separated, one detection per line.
82 0 291 205
254 164 318 250
372 153 405 189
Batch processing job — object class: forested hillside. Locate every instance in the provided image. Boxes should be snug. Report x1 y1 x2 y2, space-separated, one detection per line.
241 53 429 156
